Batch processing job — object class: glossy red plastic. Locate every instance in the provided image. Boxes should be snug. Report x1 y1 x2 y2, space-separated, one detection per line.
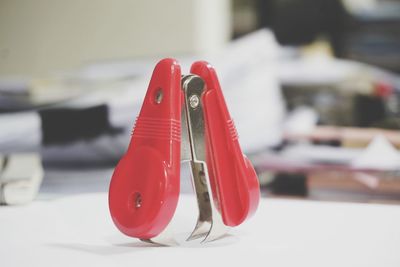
109 58 260 239
191 61 260 226
108 58 182 239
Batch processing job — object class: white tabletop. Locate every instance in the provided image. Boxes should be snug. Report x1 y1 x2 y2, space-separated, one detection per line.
1 192 400 267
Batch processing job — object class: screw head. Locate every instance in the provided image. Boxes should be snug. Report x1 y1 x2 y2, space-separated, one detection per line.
189 95 200 109
155 88 163 104
134 192 142 209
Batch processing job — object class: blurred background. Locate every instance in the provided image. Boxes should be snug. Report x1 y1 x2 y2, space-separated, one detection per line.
1 0 400 205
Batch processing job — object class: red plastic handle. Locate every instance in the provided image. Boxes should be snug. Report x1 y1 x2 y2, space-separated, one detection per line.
108 58 182 239
191 61 260 226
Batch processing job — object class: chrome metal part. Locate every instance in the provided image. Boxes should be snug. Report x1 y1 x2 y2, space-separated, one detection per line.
181 75 228 242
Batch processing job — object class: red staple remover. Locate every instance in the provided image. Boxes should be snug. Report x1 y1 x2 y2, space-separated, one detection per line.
109 58 260 244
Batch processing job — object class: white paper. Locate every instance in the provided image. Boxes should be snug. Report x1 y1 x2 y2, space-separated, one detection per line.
352 135 400 170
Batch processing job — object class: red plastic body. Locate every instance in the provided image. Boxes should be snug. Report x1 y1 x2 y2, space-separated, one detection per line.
191 61 260 226
109 58 260 239
108 58 182 239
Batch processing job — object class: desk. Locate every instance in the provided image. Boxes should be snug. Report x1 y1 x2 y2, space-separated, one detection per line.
1 191 400 267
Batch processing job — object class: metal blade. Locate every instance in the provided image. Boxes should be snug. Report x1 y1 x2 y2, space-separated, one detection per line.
181 75 228 242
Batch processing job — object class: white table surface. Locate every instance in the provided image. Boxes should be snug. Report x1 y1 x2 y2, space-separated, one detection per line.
1 191 400 267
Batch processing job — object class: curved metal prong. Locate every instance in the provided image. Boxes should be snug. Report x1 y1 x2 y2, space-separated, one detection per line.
181 75 229 243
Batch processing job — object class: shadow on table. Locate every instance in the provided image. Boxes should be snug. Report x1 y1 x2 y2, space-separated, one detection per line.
47 233 238 255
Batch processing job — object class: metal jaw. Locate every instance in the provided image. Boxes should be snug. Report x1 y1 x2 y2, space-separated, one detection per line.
144 75 228 245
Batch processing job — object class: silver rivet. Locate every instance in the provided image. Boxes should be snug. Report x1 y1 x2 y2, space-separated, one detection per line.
189 95 199 109
155 89 163 104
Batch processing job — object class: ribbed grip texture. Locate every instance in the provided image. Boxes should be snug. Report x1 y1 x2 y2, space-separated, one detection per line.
132 117 181 142
227 119 239 141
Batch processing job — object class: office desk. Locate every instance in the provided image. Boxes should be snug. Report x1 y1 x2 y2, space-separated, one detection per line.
1 190 399 267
